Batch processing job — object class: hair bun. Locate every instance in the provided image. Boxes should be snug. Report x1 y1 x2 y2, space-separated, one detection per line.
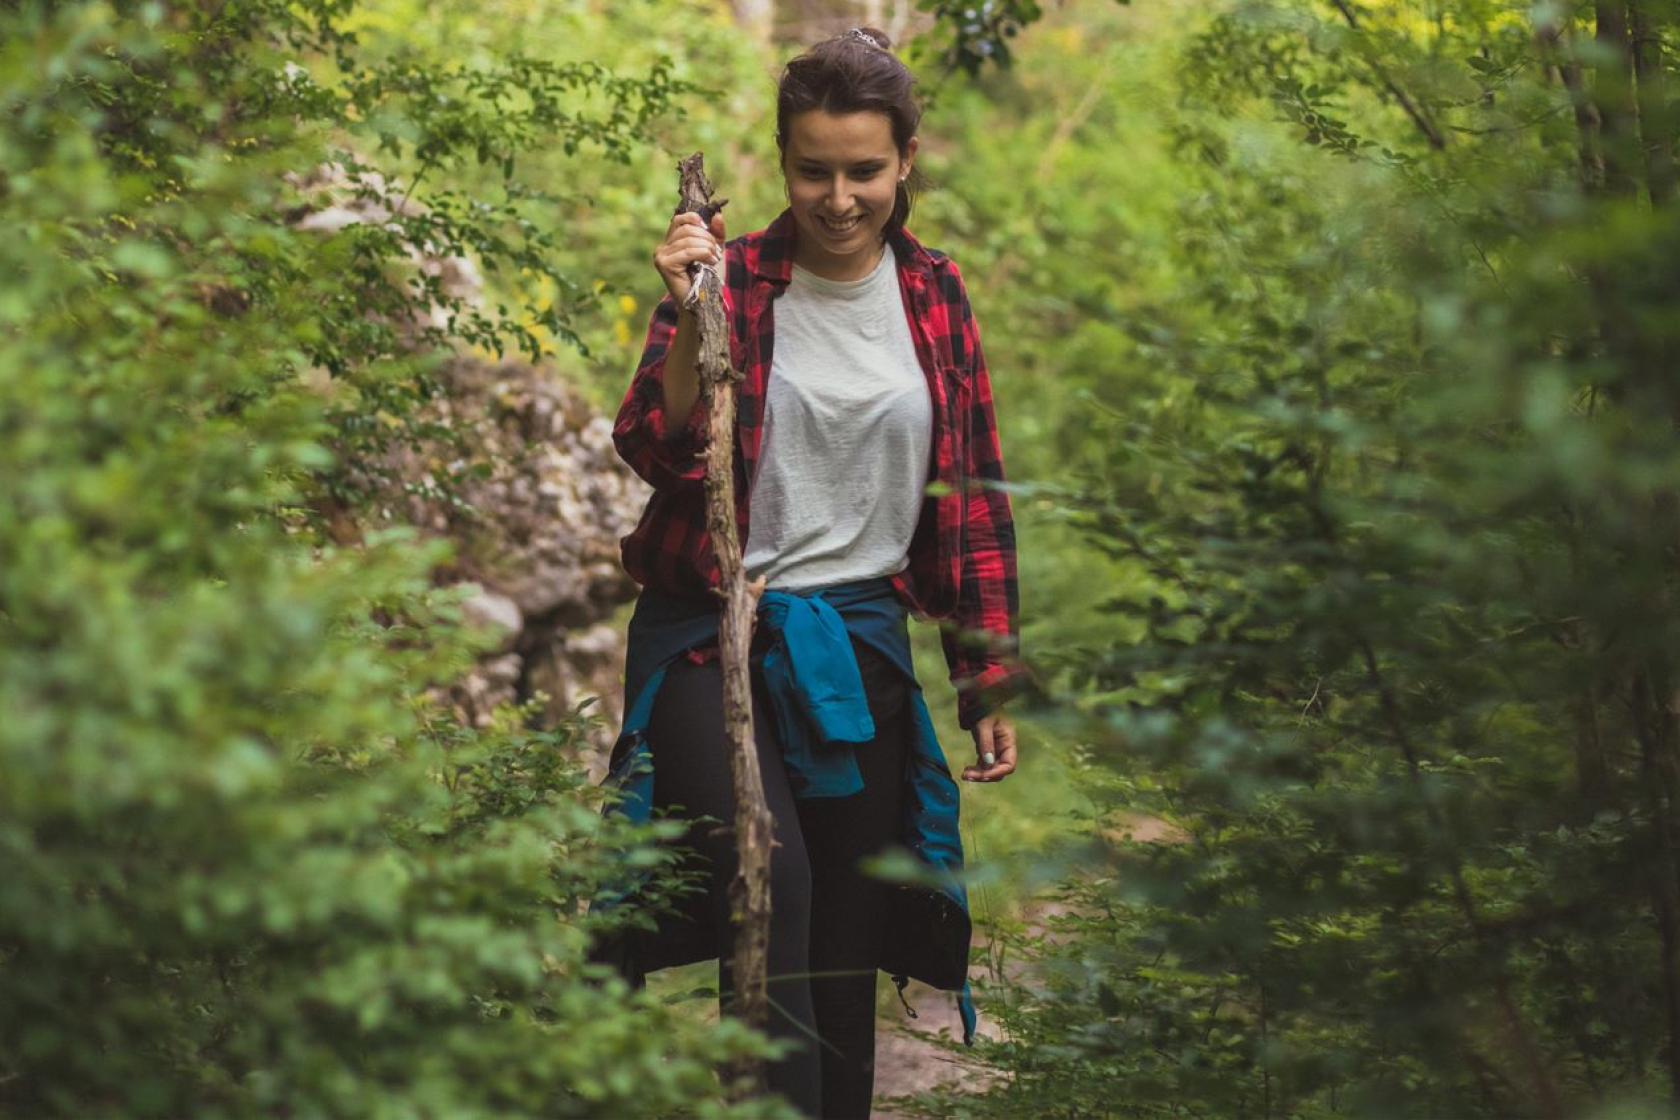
845 26 892 50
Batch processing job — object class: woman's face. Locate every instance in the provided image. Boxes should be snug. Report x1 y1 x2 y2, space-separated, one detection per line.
781 108 917 281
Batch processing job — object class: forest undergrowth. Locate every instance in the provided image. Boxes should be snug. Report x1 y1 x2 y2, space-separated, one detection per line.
6 0 1680 1117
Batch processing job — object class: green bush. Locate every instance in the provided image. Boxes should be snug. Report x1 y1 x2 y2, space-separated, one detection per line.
901 1 1680 1116
0 2 792 1115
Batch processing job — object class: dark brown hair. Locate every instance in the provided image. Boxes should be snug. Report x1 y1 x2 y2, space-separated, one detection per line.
775 27 927 238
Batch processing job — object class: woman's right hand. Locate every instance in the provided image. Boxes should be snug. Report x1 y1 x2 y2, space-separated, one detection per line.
653 210 726 306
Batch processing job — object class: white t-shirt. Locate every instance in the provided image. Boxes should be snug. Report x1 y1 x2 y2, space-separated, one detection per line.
743 242 933 590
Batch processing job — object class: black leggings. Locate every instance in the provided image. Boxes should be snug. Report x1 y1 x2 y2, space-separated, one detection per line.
644 635 911 1119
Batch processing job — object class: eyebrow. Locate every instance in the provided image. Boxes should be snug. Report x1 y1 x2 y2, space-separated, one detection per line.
795 158 889 169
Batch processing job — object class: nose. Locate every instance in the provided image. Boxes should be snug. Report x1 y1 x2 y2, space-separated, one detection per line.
824 174 856 213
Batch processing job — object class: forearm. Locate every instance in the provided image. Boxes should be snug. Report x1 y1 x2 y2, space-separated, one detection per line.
661 307 702 431
612 296 709 490
943 500 1026 730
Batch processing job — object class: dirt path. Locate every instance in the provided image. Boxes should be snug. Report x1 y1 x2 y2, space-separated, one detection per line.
869 811 1183 1118
870 976 1004 1119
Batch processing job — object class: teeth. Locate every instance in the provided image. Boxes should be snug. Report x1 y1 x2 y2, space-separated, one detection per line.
821 216 861 232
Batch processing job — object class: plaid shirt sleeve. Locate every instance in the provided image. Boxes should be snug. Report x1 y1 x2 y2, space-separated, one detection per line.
942 263 1030 730
612 293 709 492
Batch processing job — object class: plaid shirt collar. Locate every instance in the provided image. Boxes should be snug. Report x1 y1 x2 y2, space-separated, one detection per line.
748 207 939 284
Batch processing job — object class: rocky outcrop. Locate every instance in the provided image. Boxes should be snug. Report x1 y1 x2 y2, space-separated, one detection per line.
288 161 647 776
389 353 644 765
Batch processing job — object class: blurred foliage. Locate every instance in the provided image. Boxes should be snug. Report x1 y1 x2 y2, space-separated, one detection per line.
0 0 795 1114
14 0 1680 1116
908 0 1135 76
893 0 1680 1117
326 0 787 410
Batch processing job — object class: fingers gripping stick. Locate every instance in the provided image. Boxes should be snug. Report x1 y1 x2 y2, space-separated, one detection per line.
684 260 720 311
676 191 729 315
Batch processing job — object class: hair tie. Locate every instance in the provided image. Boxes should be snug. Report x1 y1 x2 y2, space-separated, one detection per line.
846 27 884 49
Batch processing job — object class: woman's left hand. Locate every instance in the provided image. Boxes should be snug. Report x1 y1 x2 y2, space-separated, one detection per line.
962 712 1017 782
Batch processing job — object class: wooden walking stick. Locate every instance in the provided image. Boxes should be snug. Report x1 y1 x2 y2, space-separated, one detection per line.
675 153 772 1092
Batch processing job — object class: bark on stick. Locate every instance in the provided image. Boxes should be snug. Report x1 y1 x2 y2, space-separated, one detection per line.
674 153 771 1092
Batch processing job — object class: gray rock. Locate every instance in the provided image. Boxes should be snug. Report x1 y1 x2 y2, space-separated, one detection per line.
458 584 524 652
288 163 649 765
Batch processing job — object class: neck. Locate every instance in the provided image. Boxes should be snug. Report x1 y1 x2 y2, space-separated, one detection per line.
792 234 887 282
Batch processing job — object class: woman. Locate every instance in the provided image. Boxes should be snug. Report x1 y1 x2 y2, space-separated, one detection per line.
598 26 1026 1119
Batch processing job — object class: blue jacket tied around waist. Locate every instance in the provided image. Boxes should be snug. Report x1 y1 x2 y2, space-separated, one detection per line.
591 576 978 1045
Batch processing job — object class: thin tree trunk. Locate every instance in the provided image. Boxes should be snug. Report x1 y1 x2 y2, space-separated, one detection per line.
1535 12 1605 191
1595 1 1640 198
1568 8 1680 1092
1545 3 1680 1106
1628 0 1675 205
1575 683 1611 808
675 153 772 1097
886 0 913 45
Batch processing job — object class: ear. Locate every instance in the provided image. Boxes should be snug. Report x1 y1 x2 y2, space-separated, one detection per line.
901 136 919 180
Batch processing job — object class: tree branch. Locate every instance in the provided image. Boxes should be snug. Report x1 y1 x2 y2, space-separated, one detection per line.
1328 0 1447 150
674 152 771 1098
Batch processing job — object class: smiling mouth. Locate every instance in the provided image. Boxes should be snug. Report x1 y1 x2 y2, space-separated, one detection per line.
817 214 864 234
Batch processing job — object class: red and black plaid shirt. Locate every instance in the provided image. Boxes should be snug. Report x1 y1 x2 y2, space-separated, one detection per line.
612 208 1024 729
